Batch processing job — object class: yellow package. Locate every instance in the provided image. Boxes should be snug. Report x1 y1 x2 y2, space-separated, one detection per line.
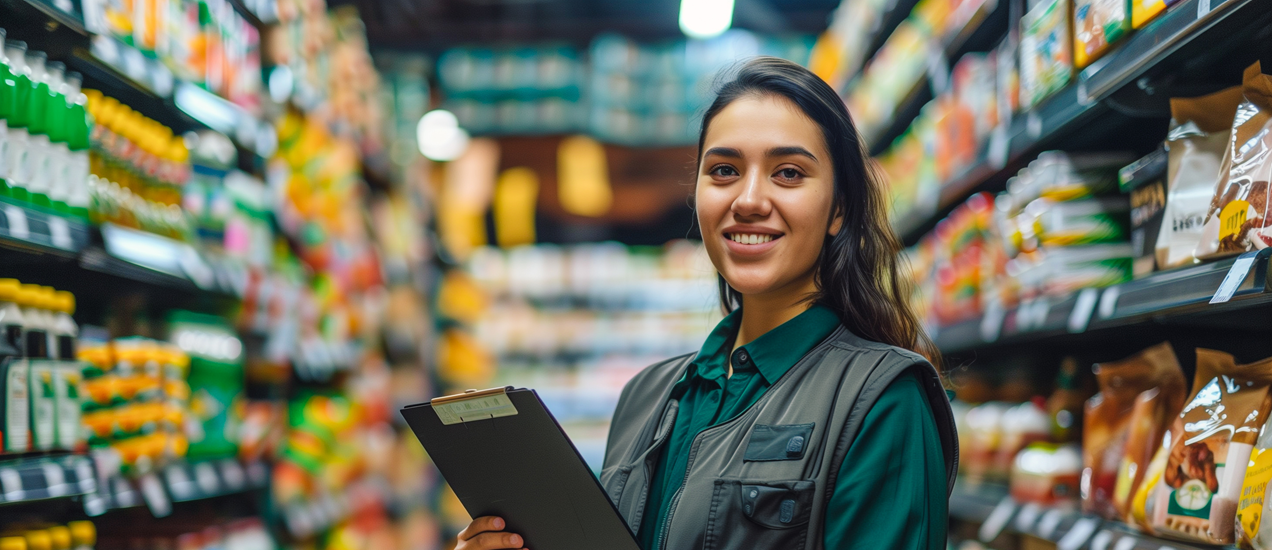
1237 417 1272 549
1132 0 1167 28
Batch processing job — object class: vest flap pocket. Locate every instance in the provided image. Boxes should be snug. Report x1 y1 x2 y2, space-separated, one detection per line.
704 479 814 549
737 480 814 529
744 423 815 462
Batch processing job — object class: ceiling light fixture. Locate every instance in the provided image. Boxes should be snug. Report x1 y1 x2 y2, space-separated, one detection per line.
679 0 735 40
416 109 471 162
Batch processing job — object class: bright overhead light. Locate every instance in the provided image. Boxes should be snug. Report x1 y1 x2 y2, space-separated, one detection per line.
679 0 735 40
416 109 471 161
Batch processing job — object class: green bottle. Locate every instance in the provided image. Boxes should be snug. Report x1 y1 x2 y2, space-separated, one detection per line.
25 59 58 209
8 47 41 203
63 72 89 219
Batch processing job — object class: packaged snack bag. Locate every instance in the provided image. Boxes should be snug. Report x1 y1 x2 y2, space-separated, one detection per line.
1083 342 1184 519
1194 63 1272 259
1156 86 1244 269
1237 415 1272 549
1112 359 1188 519
1074 0 1131 69
1149 349 1272 545
1132 0 1167 28
1130 415 1184 534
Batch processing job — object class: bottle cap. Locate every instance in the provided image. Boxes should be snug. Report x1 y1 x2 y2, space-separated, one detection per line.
0 278 20 301
66 522 94 547
54 291 74 314
0 537 26 550
45 527 69 550
17 284 42 307
23 531 51 550
37 286 57 310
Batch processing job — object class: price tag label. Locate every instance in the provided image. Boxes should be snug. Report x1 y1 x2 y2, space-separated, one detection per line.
1197 0 1213 17
220 460 246 490
1211 250 1260 304
1028 112 1043 139
1057 518 1100 550
1036 508 1064 539
82 491 108 516
1087 530 1115 550
111 477 137 507
978 496 1018 542
165 466 195 500
247 461 268 486
1098 286 1121 319
52 0 74 12
4 205 30 239
1014 502 1042 532
1068 288 1100 333
0 467 24 501
988 125 1011 169
1112 536 1137 550
42 462 67 497
195 462 219 493
980 301 1007 342
139 472 171 518
75 458 96 492
926 42 951 95
122 47 147 81
48 216 73 249
91 35 120 64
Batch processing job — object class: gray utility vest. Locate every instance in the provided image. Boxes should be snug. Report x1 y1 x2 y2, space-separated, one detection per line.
600 326 959 550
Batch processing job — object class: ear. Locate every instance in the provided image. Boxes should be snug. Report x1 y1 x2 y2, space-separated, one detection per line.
828 207 844 237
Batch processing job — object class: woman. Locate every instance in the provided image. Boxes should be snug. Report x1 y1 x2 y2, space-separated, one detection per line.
456 57 958 550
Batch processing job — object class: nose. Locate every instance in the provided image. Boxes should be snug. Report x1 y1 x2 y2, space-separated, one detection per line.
731 169 771 219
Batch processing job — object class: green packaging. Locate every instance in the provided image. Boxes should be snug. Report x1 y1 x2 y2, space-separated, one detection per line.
28 360 57 450
2 359 29 452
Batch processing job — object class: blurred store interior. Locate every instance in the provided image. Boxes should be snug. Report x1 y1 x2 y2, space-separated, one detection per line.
0 0 1270 548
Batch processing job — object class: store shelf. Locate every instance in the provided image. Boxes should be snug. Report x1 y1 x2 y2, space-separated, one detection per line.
78 223 243 298
281 479 386 539
0 454 96 505
0 199 92 257
83 459 269 517
932 249 1272 354
950 482 1230 550
891 0 1272 245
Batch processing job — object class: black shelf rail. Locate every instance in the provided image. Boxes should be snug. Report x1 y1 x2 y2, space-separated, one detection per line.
0 454 96 505
950 481 1234 550
83 459 269 517
932 249 1272 354
892 0 1272 245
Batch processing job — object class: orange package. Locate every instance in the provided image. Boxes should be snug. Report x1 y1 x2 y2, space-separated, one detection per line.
1082 342 1185 519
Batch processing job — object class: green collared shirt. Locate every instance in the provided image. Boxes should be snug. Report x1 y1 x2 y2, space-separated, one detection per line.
635 304 946 550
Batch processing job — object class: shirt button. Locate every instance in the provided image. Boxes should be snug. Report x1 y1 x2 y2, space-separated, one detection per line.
736 350 749 364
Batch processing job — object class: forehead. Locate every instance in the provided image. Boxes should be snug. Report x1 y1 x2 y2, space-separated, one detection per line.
702 94 827 154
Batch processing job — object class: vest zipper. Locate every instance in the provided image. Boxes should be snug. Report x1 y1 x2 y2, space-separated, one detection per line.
657 437 700 550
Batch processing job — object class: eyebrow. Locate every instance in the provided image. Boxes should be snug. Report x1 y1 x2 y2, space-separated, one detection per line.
766 146 818 163
702 147 743 159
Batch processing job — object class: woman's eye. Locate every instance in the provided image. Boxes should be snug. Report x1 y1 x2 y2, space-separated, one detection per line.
776 168 802 181
710 166 739 177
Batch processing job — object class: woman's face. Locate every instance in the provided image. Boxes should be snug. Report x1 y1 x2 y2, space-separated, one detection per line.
696 94 842 300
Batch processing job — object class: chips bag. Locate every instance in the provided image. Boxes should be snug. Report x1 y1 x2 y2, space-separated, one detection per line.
1238 414 1272 549
1149 349 1272 544
1195 62 1272 259
1112 346 1188 520
1082 342 1184 518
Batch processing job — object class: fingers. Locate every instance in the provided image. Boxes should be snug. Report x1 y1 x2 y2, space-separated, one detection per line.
459 517 506 541
465 531 526 549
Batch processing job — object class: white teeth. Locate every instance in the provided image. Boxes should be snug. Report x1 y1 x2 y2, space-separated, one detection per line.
728 233 774 244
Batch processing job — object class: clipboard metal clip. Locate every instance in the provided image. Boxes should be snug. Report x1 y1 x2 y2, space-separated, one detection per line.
431 386 520 425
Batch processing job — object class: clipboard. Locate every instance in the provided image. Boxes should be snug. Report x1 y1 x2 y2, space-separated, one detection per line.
401 387 641 550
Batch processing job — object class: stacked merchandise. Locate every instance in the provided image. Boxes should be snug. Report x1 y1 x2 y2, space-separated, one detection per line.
0 521 97 550
906 152 1132 327
84 0 264 113
0 35 93 220
437 32 813 145
0 282 84 454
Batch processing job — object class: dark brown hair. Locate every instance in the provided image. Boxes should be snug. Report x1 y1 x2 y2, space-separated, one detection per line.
697 56 939 364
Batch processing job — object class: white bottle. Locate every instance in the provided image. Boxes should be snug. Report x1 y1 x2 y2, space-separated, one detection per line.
0 278 25 356
27 59 62 203
63 72 90 216
1 40 28 188
51 290 80 450
18 284 51 359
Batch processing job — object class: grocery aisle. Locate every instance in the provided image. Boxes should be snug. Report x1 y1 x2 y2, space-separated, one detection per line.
2 0 1272 549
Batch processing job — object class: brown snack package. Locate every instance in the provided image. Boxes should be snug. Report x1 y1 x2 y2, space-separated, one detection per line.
1112 350 1189 520
1149 349 1272 544
1082 342 1185 519
1156 86 1244 268
1195 62 1272 258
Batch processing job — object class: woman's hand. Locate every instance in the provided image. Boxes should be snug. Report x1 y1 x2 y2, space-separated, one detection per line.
456 516 528 550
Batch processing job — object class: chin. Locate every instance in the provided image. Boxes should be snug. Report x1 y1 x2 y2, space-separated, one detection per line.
720 272 782 296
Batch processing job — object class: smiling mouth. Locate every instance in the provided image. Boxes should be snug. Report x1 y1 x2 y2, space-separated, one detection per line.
726 233 782 245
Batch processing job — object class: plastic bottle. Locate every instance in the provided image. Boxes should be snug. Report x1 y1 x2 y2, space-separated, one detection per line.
10 48 46 202
26 288 57 450
0 28 11 193
0 278 26 453
27 59 64 209
51 291 80 450
17 285 48 359
0 279 25 356
46 69 78 214
2 40 29 200
23 531 51 550
64 73 90 220
67 521 94 550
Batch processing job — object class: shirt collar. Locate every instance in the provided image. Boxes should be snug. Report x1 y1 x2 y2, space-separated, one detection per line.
677 304 841 388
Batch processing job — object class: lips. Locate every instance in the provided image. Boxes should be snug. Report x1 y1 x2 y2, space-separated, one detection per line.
722 229 783 256
727 233 777 245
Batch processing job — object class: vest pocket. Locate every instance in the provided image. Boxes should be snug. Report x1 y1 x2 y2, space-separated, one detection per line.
704 479 814 550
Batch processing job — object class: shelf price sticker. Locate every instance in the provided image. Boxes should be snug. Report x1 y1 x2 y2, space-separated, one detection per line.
3 205 29 239
195 462 219 493
1085 529 1115 550
980 301 1006 342
220 460 246 490
1210 250 1261 304
1068 288 1100 333
1014 502 1042 532
1056 517 1100 550
1112 536 1137 550
0 467 24 501
139 472 171 518
48 216 73 249
978 496 1018 542
1036 508 1064 539
42 462 67 497
165 466 196 500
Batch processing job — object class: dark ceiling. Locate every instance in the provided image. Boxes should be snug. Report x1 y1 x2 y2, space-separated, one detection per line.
336 0 840 50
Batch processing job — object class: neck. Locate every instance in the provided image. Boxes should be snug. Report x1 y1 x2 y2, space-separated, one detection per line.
735 274 818 349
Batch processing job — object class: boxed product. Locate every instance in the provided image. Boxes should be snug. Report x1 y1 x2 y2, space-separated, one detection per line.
1033 196 1130 246
1120 147 1168 276
1038 243 1133 296
1132 0 1168 28
1195 63 1272 259
1012 443 1083 505
1074 0 1131 69
1020 0 1073 109
1148 349 1272 545
1157 86 1244 268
